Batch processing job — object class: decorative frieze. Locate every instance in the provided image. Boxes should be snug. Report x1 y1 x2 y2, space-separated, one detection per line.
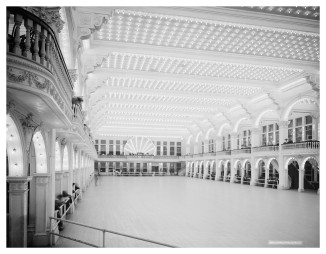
7 65 73 123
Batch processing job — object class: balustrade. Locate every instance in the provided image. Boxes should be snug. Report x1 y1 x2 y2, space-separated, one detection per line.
7 7 73 90
251 145 279 152
282 140 319 150
231 148 251 154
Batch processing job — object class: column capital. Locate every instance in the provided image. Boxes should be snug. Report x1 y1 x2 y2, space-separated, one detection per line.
7 176 32 192
55 171 64 180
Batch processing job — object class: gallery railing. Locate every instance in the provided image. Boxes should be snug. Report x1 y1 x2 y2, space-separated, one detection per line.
49 217 177 248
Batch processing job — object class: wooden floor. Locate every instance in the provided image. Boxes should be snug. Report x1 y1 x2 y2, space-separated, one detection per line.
55 176 319 248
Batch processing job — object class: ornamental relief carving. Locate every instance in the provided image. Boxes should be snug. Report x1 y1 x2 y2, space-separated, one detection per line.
78 12 112 40
8 182 29 191
7 66 73 123
7 67 50 90
35 176 50 184
24 7 65 34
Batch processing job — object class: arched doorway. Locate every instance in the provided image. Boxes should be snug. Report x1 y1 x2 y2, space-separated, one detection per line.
304 158 319 191
243 161 251 185
288 160 299 189
267 159 279 189
234 161 241 183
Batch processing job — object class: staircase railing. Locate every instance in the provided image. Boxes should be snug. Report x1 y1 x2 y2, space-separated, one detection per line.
49 217 177 248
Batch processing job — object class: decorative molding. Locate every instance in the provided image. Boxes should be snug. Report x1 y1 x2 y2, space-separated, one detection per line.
68 69 78 83
96 52 303 82
25 7 65 34
34 175 50 184
7 65 73 123
93 8 319 62
77 12 112 40
6 100 16 114
8 182 29 191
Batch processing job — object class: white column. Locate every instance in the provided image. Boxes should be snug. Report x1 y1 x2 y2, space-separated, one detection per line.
215 161 221 181
298 168 305 192
7 177 31 247
264 163 269 188
278 121 288 189
33 175 51 246
241 167 245 184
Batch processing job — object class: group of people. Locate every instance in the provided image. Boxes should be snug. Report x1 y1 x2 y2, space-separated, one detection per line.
54 183 81 231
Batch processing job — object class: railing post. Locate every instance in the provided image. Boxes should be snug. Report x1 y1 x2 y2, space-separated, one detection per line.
23 18 33 58
103 230 106 247
40 27 47 65
7 9 10 52
13 13 23 55
32 23 41 63
49 217 53 247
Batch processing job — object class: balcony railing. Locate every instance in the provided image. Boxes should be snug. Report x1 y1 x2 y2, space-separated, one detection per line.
216 150 231 156
282 140 319 150
251 145 279 152
98 154 180 160
7 7 73 93
231 148 251 154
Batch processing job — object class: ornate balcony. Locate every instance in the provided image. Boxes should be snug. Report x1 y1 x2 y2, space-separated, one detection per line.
7 7 96 157
281 141 319 156
251 145 279 153
7 7 74 125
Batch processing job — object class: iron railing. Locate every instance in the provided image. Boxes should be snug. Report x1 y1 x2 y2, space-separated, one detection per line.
49 217 177 248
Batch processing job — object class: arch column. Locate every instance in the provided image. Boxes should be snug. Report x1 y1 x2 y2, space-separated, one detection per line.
203 161 208 179
241 167 245 184
264 164 269 188
215 161 221 181
250 159 257 186
298 168 305 192
7 177 31 247
223 163 227 181
32 128 56 246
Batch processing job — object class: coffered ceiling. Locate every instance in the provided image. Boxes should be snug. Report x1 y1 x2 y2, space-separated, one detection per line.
77 6 320 140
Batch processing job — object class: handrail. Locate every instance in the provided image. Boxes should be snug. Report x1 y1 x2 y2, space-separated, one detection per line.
49 216 177 248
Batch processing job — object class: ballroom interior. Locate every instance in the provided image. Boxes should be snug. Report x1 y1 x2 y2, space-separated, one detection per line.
6 6 320 248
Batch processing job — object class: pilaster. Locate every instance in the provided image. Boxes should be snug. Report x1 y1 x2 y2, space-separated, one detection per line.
7 177 32 247
32 174 51 247
298 168 305 192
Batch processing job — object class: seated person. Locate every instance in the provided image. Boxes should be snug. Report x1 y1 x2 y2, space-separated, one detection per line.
54 199 64 231
62 190 73 207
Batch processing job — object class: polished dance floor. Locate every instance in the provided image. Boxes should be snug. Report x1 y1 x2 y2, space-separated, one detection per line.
55 176 319 248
